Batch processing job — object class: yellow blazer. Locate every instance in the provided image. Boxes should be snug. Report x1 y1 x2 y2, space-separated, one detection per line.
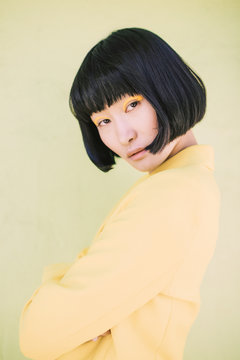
19 144 221 360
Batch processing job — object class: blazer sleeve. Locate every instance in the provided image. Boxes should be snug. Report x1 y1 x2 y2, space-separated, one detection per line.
19 174 200 360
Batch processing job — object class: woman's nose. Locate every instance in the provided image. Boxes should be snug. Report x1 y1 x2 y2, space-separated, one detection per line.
115 120 137 145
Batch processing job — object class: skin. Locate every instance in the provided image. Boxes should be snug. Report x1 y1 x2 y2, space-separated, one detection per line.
91 93 198 174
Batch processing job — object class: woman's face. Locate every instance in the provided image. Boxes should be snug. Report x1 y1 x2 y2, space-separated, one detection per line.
90 94 179 173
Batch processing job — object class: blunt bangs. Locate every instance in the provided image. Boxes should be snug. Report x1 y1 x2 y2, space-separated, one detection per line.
69 27 206 172
70 53 139 123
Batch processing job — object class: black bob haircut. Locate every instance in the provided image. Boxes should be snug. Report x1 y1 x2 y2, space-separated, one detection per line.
69 27 206 172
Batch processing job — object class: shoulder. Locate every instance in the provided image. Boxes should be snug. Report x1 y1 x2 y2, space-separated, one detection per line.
126 165 220 217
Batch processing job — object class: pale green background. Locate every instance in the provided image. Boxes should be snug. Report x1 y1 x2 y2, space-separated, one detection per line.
0 0 239 359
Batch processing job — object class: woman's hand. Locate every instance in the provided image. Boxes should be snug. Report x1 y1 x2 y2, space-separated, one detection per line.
92 330 111 341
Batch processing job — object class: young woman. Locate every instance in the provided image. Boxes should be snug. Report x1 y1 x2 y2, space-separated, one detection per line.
19 27 221 360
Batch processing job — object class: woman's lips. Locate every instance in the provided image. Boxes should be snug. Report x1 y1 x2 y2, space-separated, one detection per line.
129 149 147 160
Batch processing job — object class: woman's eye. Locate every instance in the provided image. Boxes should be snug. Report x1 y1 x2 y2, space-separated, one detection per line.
128 101 138 110
98 119 110 127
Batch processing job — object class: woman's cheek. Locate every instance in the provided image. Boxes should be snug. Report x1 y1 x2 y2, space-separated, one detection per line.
100 132 115 153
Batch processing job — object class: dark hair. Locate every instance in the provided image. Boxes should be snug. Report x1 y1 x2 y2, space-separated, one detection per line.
69 27 206 172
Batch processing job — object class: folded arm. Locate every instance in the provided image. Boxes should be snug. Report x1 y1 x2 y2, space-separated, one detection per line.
19 175 197 360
